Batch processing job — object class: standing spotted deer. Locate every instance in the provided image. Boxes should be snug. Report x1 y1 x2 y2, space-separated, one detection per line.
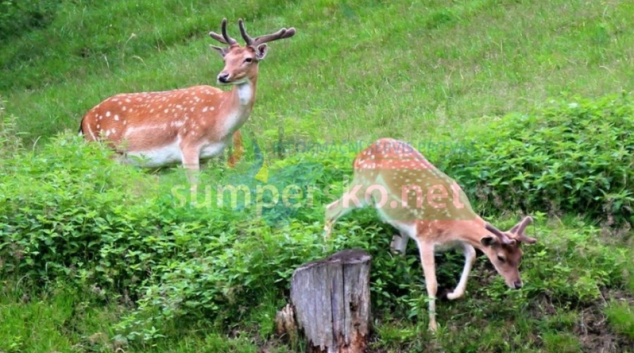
79 18 296 182
323 138 537 331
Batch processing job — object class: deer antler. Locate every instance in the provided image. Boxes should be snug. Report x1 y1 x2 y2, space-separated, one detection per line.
508 216 537 244
209 18 238 46
509 216 533 235
238 18 296 48
485 223 516 245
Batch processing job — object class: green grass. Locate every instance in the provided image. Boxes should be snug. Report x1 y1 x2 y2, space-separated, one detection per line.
2 0 634 352
0 280 281 353
0 281 119 353
2 0 634 147
607 301 634 340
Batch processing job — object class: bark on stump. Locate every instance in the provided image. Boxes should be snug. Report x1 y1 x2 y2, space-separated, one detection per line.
279 249 372 353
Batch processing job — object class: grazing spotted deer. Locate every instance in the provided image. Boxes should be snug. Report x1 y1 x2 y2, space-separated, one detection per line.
79 18 296 182
323 138 537 331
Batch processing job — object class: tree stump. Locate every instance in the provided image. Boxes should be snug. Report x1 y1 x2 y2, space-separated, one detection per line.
277 249 372 353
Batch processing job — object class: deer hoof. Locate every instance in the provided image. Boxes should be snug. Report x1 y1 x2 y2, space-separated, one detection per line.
446 290 463 300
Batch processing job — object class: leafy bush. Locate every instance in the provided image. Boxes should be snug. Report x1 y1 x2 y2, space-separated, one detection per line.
441 93 634 227
0 132 489 340
0 133 394 341
2 94 634 345
0 134 158 288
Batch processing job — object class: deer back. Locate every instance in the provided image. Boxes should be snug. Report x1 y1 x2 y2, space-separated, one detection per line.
352 138 477 223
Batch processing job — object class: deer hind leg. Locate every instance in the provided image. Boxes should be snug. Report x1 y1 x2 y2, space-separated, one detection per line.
390 231 410 255
181 146 201 194
417 240 439 332
323 181 368 239
447 244 476 300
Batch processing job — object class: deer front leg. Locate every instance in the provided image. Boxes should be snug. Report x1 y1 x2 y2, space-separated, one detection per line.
323 184 366 240
323 199 341 239
447 244 476 300
418 241 438 332
323 198 358 239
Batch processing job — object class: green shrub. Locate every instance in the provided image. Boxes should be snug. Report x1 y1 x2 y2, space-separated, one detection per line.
441 93 634 227
0 132 461 341
0 133 378 339
0 134 158 288
2 94 634 345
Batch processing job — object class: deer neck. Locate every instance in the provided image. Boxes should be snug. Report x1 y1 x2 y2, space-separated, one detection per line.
219 77 257 137
449 218 491 250
232 76 257 107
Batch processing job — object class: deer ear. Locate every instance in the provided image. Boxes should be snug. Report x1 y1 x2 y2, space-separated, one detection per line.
255 44 268 60
480 236 497 247
210 45 228 57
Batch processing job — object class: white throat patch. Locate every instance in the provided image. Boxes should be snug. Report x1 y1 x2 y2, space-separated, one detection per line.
236 81 253 106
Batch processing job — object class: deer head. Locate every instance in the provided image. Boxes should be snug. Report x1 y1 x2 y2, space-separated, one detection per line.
481 216 537 289
209 18 296 85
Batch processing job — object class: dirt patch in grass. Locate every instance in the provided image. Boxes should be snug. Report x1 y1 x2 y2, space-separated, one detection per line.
575 305 623 353
528 289 634 353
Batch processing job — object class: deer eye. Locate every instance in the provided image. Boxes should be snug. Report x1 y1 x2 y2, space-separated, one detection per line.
244 57 253 63
497 255 506 263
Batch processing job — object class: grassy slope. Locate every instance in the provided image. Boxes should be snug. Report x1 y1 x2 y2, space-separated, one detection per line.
2 0 634 352
2 0 634 146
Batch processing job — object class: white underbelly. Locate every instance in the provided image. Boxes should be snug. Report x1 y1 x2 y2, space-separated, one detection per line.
125 142 183 167
121 139 227 167
200 142 226 159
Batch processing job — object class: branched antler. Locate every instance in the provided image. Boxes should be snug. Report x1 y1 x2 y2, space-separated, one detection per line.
510 216 537 243
509 216 533 235
209 18 238 46
487 216 537 244
238 18 296 48
485 223 516 245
